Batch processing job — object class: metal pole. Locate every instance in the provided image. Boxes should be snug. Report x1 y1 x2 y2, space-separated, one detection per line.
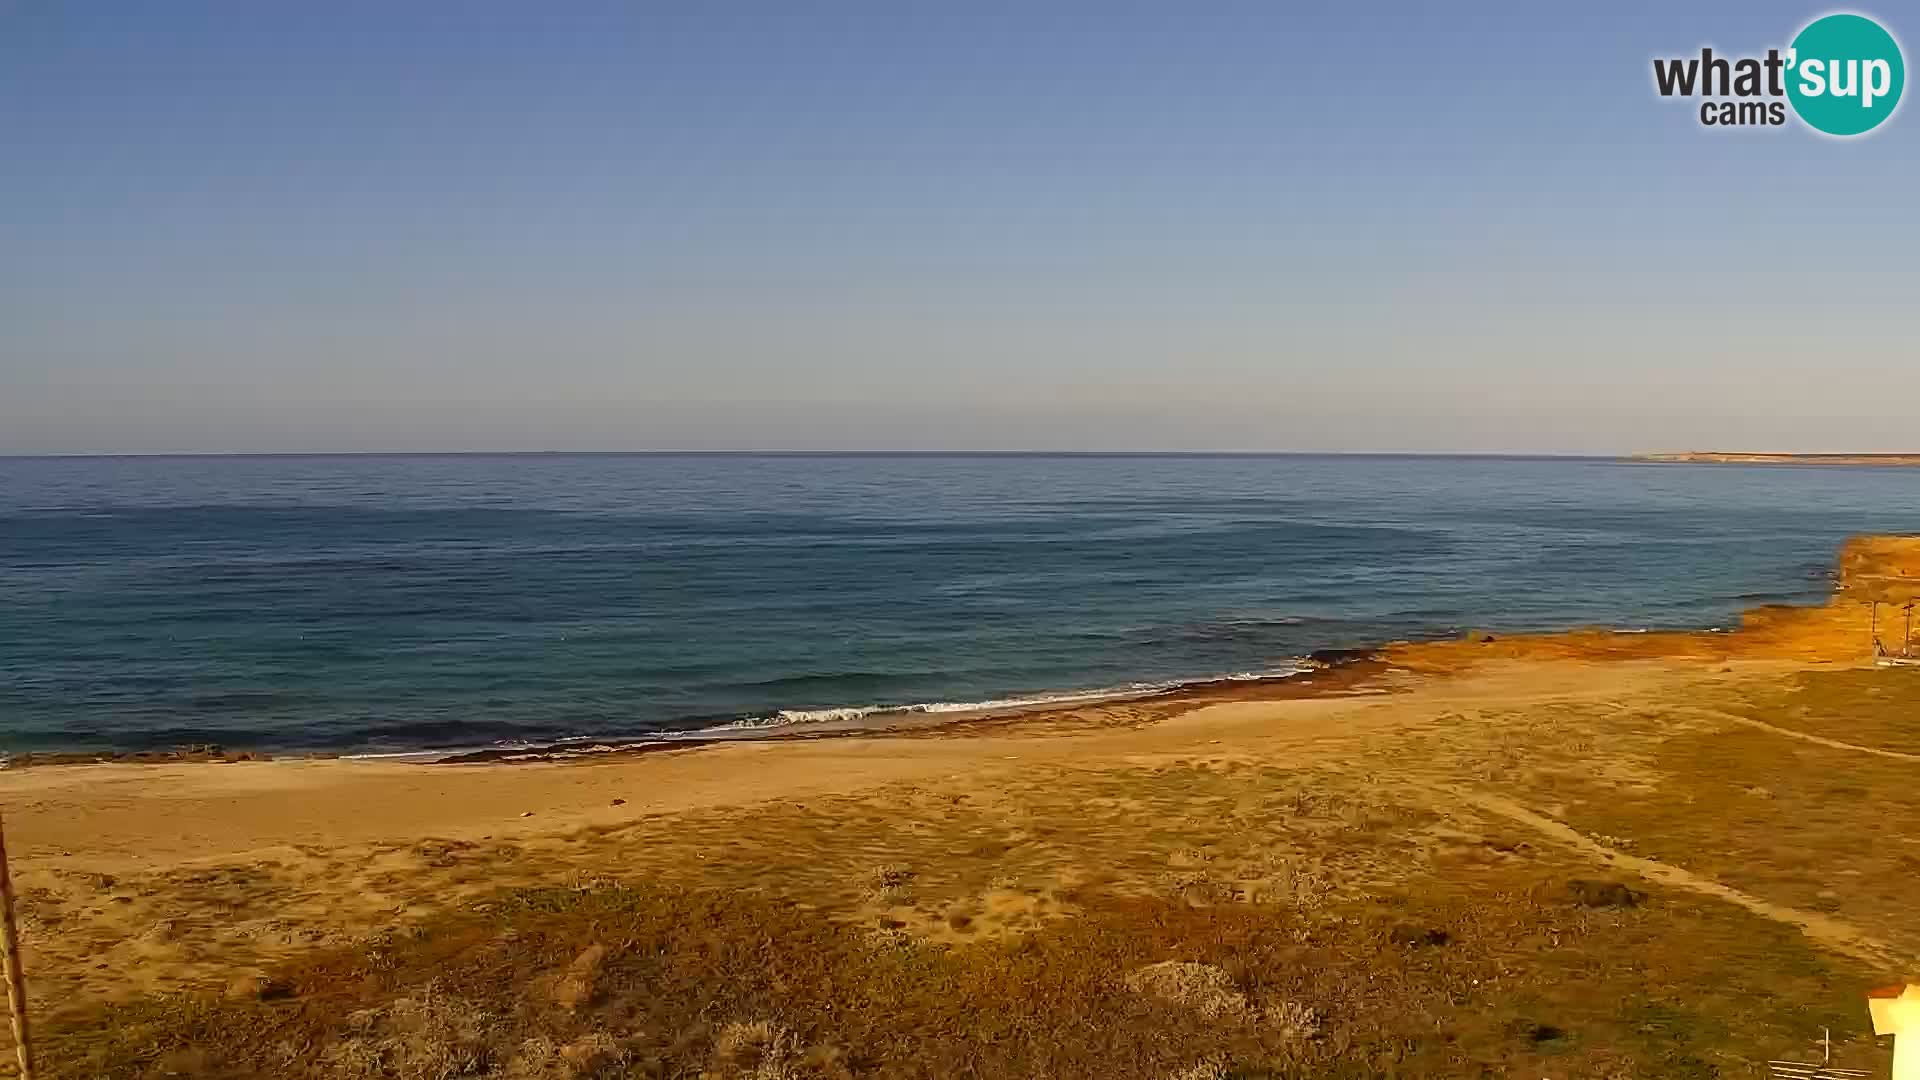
0 813 33 1079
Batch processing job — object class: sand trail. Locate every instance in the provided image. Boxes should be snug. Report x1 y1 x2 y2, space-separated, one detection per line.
1436 785 1909 969
1676 705 1920 762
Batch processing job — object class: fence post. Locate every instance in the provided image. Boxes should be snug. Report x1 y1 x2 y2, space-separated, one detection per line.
0 812 34 1079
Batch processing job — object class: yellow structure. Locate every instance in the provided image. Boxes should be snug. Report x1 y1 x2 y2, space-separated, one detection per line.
1870 985 1920 1080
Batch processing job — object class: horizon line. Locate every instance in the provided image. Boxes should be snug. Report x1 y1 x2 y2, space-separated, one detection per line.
0 449 1649 461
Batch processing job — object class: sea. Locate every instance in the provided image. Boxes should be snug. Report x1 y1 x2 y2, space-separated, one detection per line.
2 453 1916 756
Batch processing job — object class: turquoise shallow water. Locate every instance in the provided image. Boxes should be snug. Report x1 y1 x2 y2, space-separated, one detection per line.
2 453 1916 754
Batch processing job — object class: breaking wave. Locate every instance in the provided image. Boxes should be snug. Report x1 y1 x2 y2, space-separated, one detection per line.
704 664 1314 732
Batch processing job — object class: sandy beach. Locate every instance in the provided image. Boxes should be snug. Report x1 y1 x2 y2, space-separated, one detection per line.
8 537 1920 1078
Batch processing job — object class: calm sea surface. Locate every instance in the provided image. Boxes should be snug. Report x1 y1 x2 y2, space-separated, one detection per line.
2 453 1916 754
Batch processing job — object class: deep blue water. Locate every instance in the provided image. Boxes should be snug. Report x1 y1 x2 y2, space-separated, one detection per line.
2 453 1916 754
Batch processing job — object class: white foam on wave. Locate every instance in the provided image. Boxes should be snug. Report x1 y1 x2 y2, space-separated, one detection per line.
344 738 668 763
338 663 1317 759
702 664 1313 733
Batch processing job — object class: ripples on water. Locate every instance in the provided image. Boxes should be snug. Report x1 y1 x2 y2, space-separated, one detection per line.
1 453 1914 753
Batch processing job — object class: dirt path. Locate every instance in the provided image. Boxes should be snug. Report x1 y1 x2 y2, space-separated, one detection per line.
1678 706 1920 762
1439 785 1908 969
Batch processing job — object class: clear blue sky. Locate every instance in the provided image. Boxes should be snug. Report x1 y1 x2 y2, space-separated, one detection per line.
2 3 1914 454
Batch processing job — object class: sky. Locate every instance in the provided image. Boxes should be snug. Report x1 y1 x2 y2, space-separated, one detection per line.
2 2 1915 454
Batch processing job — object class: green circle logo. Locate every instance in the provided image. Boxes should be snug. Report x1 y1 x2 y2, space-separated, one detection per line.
1786 13 1905 136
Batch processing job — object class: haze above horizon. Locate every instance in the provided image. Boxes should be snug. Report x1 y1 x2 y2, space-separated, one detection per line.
4 3 1916 456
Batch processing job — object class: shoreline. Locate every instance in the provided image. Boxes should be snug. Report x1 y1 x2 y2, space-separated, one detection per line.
0 588 1852 771
431 660 1352 764
0 656 1357 769
0 627 1695 769
3 526 1904 764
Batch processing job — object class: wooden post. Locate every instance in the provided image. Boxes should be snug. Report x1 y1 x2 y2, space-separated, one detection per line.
0 813 33 1079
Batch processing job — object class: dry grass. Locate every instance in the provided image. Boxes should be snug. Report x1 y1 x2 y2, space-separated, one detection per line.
37 827 1891 1079
1513 672 1920 961
1124 960 1251 1020
1738 666 1920 752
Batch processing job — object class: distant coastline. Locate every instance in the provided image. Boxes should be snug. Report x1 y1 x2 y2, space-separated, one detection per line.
1635 451 1920 466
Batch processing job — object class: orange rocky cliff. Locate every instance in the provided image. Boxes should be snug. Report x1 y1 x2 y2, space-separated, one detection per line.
1387 534 1920 670
1836 535 1920 603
